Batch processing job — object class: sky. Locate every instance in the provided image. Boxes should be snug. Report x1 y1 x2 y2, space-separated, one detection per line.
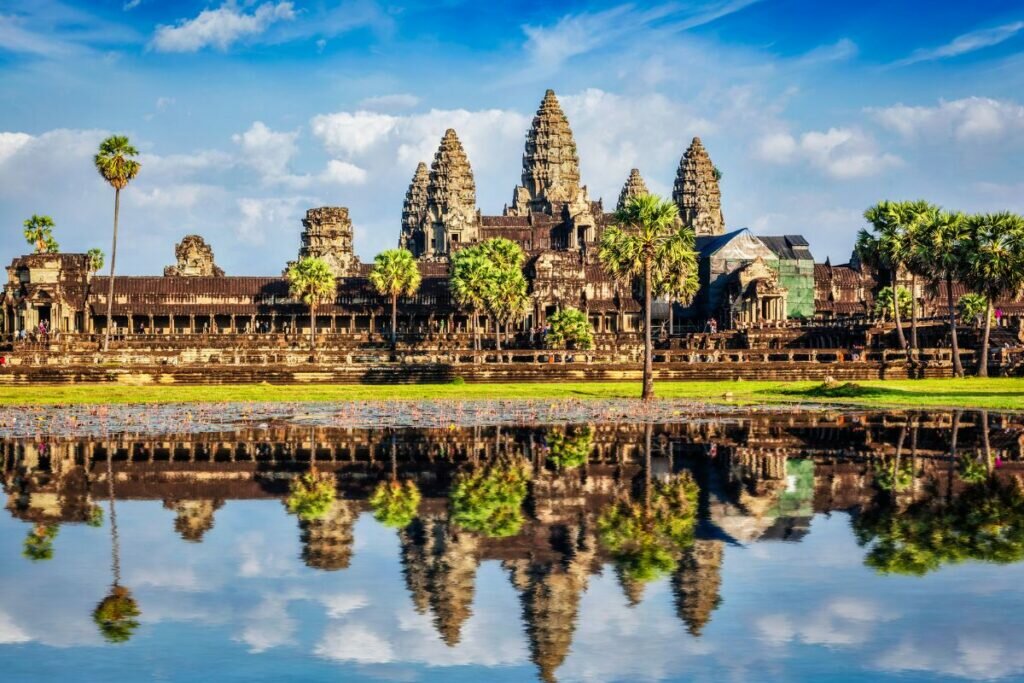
1 0 1023 275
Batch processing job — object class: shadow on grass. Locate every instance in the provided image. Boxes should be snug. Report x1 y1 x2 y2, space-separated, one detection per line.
770 382 902 400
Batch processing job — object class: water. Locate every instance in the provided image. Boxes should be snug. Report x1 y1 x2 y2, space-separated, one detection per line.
1 405 1022 682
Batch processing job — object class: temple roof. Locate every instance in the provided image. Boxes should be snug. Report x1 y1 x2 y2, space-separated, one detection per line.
759 235 813 261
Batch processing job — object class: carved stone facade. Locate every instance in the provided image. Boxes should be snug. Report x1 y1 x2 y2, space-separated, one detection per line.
163 235 224 277
673 137 724 237
616 168 649 211
292 207 359 277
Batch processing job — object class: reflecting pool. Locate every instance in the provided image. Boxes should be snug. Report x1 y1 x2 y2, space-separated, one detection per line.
2 405 1024 682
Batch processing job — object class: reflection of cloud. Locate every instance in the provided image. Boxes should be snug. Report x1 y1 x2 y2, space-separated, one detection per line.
757 597 897 648
237 530 297 577
127 566 200 591
315 624 394 664
237 596 296 653
0 610 30 644
321 593 369 618
876 633 1024 681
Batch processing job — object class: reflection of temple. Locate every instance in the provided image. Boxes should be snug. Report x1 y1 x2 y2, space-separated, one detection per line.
4 413 1024 683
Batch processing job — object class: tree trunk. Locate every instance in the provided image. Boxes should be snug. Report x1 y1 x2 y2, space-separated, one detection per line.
106 444 121 587
982 409 992 476
390 294 398 348
891 271 907 352
642 257 654 400
643 422 652 512
979 299 992 377
310 300 317 351
948 409 960 503
910 272 918 353
948 275 963 378
103 188 121 352
494 316 501 351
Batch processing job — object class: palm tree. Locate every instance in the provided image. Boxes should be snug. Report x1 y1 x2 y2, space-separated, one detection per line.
546 307 594 351
286 257 337 351
962 212 1024 377
94 135 141 352
369 248 421 348
599 194 695 400
898 200 935 353
857 201 913 352
917 210 968 377
450 247 496 352
479 238 528 350
87 248 105 275
22 214 58 253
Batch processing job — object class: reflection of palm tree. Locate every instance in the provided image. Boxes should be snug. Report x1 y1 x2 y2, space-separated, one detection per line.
598 423 699 603
93 443 141 643
22 523 59 562
450 455 531 538
370 436 422 529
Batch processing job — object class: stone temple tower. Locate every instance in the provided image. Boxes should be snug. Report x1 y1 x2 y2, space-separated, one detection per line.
616 168 650 211
508 89 590 217
425 129 478 257
399 162 430 256
290 207 359 277
672 137 725 237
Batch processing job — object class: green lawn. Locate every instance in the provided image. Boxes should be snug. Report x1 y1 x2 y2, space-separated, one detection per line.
4 378 1024 410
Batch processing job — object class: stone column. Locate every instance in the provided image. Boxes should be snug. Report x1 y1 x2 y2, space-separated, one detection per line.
189 315 195 334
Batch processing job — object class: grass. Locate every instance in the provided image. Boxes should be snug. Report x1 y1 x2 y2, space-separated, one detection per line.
4 377 1024 410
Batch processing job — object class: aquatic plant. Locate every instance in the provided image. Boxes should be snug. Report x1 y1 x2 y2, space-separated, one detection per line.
286 469 337 521
450 457 530 538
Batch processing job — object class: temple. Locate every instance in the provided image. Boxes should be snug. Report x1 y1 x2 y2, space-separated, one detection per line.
3 88 1021 377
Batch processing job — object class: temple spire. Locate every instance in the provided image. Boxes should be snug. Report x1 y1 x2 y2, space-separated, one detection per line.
672 137 725 237
426 129 478 256
616 168 649 211
508 89 584 216
400 162 430 255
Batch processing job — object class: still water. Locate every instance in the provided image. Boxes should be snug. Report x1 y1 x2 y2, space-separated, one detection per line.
1 403 1023 682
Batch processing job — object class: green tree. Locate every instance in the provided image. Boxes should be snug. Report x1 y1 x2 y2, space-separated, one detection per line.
898 200 935 352
22 214 58 254
286 257 337 351
450 456 531 538
546 307 594 350
449 246 496 352
873 286 912 321
286 469 337 521
856 200 921 352
369 248 421 348
87 247 105 275
961 212 1024 377
600 195 697 400
917 210 969 377
94 135 141 352
959 293 991 327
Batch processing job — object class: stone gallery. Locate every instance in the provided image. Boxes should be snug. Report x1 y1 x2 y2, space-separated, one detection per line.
0 90 979 340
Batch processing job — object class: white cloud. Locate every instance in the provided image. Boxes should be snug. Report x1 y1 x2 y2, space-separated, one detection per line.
896 21 1024 66
311 111 398 157
237 196 313 246
359 93 420 111
755 127 901 179
151 1 296 53
321 160 367 185
0 132 33 165
0 610 30 644
233 121 299 181
869 97 1024 142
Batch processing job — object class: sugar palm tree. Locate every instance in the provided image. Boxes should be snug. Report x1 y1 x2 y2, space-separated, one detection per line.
94 135 141 352
87 248 105 275
369 248 421 348
600 194 695 400
897 200 935 353
286 257 337 351
917 210 968 377
22 214 58 253
478 238 529 350
450 248 496 352
962 212 1024 377
857 201 911 351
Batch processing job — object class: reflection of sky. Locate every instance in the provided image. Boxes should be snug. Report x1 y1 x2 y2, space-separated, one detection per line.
1 502 1023 683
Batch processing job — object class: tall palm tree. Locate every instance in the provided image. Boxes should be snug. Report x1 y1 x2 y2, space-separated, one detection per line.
450 247 496 352
897 200 935 353
479 238 529 350
857 201 911 352
286 257 337 351
94 136 141 352
599 194 696 400
962 212 1024 377
22 214 58 253
87 248 105 275
917 210 968 377
369 248 421 348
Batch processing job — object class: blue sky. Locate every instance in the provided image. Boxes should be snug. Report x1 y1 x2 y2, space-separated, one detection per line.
1 0 1023 274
